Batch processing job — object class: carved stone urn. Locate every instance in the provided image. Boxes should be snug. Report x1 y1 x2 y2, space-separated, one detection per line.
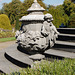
15 0 59 54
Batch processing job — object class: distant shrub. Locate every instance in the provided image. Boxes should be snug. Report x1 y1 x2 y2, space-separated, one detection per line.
0 32 15 38
68 13 75 28
0 14 12 30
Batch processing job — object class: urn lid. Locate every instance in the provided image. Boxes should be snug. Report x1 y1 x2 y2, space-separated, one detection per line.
19 15 44 21
20 0 45 21
27 0 45 12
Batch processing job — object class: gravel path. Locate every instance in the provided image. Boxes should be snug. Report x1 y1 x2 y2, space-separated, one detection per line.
0 41 16 50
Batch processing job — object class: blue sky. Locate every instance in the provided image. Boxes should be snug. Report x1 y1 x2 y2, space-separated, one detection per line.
0 0 64 9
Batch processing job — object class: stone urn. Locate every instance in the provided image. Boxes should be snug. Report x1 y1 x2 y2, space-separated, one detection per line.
15 0 59 55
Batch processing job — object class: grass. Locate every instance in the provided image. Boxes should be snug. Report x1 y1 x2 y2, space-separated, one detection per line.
1 58 74 75
0 37 16 42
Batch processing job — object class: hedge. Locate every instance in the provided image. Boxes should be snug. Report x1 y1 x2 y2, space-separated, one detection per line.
0 14 12 30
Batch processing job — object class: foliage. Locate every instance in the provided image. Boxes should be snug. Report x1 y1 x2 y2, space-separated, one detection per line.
0 31 15 38
63 0 75 16
0 37 15 42
0 14 12 30
48 5 69 28
21 0 33 16
15 16 20 30
38 0 47 14
38 0 47 9
47 5 55 10
0 8 4 14
3 0 22 25
4 58 75 75
68 13 75 28
3 0 47 29
1 0 75 28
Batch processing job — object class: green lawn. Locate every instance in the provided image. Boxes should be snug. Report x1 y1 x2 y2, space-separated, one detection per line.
0 37 16 42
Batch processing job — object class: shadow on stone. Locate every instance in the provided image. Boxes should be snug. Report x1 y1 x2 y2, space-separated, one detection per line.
54 44 75 49
0 70 5 75
43 53 64 61
57 35 75 41
4 53 31 68
17 46 45 55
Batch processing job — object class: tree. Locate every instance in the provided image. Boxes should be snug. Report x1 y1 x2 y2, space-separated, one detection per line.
3 0 22 25
0 14 11 30
68 13 75 28
3 0 47 26
47 5 55 9
15 16 20 30
20 0 33 16
38 0 47 9
0 9 4 14
48 5 69 28
56 5 69 26
63 0 75 16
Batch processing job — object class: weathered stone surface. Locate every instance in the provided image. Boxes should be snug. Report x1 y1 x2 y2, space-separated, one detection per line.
5 44 33 66
45 49 75 58
16 0 59 53
59 33 75 37
56 40 75 46
53 29 75 52
29 54 45 60
19 15 44 21
0 45 21 74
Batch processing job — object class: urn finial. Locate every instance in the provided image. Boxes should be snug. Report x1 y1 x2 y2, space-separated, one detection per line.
34 0 37 3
